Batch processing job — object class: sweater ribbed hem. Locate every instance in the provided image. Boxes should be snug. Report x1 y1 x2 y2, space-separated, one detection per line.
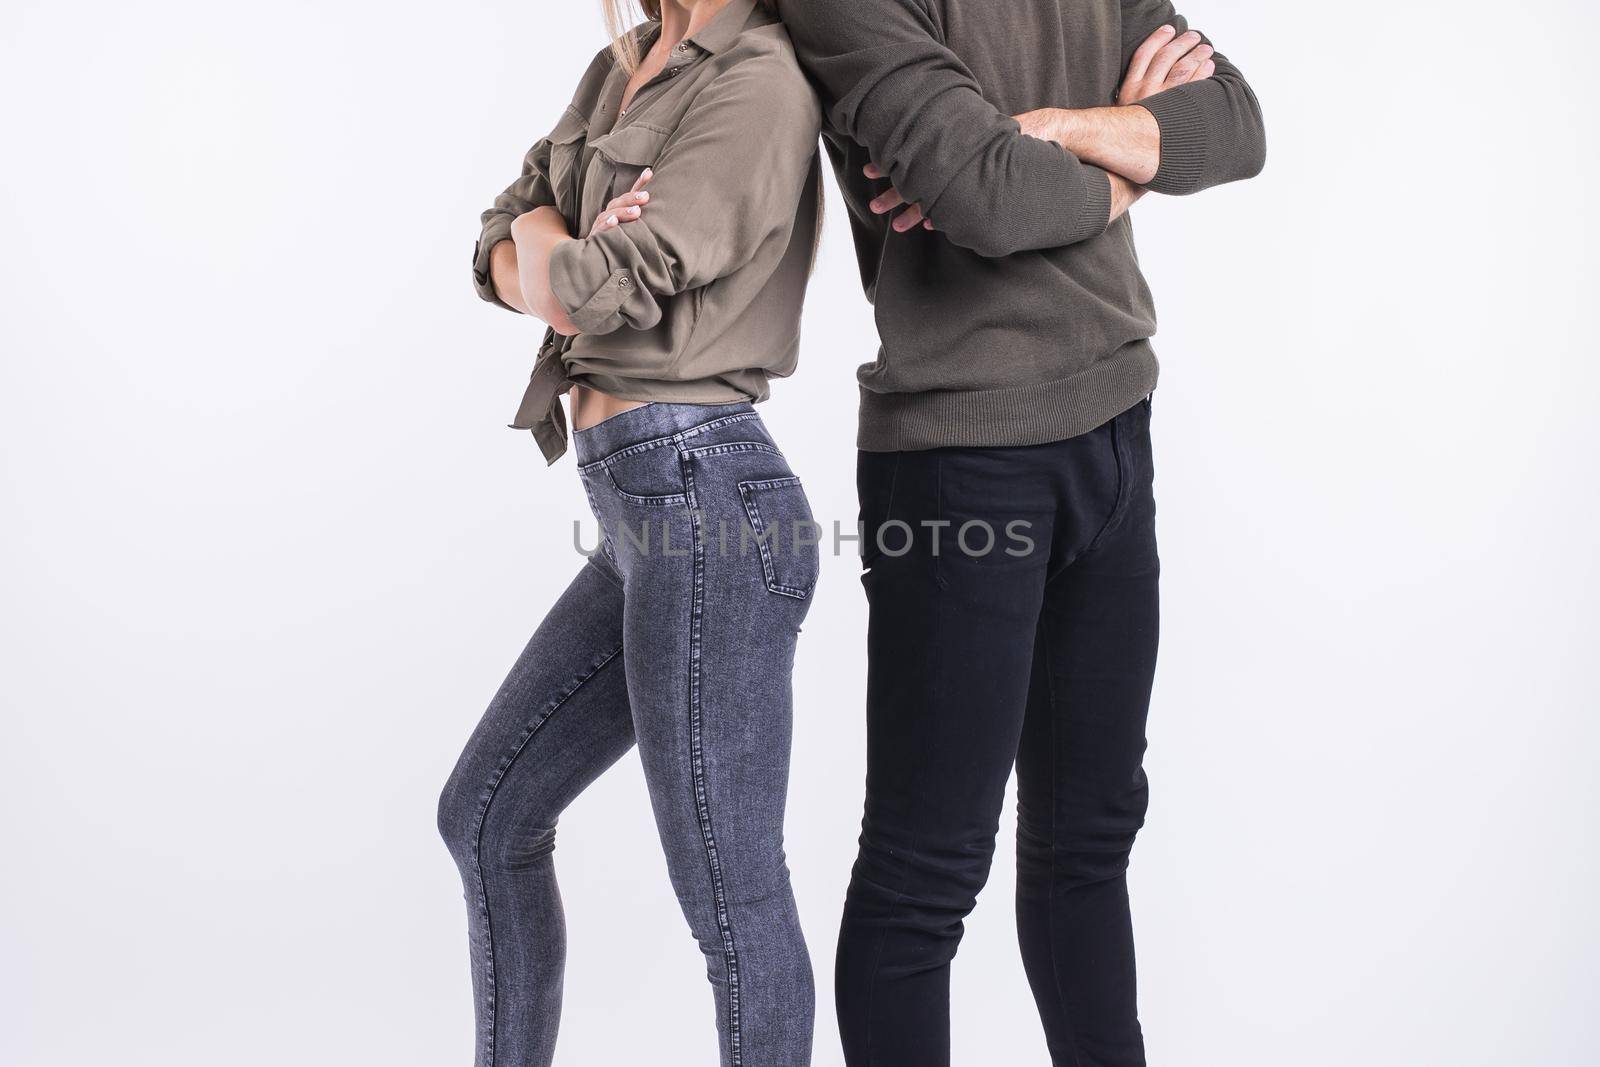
856 340 1159 452
1139 87 1208 196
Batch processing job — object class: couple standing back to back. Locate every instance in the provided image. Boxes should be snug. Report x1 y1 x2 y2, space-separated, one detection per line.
437 0 1266 1064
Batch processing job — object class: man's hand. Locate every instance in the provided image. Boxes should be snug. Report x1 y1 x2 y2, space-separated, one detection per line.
863 25 1217 235
1013 26 1215 187
865 162 933 232
1118 26 1214 106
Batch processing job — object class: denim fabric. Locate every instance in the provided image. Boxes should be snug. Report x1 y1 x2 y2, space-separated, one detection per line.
836 398 1159 1067
439 402 818 1067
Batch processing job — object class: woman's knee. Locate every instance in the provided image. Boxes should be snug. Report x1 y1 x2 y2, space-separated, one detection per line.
436 766 479 865
438 767 560 872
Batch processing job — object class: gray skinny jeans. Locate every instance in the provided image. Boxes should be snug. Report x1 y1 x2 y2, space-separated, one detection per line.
439 402 817 1067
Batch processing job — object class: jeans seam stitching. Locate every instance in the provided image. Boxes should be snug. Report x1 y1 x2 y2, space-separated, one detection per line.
682 459 745 1065
467 644 624 1067
577 412 760 474
682 441 784 461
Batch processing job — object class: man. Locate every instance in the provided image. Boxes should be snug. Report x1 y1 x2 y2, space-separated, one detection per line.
777 1 1266 1063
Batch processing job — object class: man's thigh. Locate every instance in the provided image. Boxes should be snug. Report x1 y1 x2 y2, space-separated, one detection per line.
856 446 1057 852
1018 400 1161 869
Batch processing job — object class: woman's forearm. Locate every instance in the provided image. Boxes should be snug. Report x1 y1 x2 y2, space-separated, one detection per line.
511 207 580 335
488 239 532 315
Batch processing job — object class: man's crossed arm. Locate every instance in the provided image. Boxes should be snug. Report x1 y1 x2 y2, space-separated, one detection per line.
872 26 1218 234
780 0 1266 257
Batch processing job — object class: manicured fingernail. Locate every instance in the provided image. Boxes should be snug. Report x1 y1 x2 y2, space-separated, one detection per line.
1159 24 1174 34
642 168 652 178
607 215 618 225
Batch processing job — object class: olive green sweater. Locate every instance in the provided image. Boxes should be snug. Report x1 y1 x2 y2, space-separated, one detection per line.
778 0 1266 450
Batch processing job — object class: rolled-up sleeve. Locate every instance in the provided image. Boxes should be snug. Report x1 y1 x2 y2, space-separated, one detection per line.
547 258 641 335
546 56 821 336
471 136 558 310
1119 0 1266 195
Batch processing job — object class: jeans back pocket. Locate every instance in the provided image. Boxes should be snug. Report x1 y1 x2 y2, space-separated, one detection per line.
738 477 819 600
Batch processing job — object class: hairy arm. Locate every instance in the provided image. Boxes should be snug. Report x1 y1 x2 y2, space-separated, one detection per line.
890 15 1260 230
779 0 1116 257
1120 0 1266 194
874 24 1219 234
1035 6 1265 194
1015 24 1216 186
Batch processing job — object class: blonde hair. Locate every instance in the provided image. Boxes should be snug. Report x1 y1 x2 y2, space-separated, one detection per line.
603 0 660 73
604 1 776 72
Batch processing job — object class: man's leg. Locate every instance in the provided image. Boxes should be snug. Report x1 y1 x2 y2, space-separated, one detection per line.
1016 399 1159 1067
836 447 1056 1066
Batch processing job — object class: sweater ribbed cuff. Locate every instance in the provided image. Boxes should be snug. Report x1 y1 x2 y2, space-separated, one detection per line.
1068 165 1115 243
1139 87 1208 196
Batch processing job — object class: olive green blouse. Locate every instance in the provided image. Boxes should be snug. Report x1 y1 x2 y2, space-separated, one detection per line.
472 0 822 463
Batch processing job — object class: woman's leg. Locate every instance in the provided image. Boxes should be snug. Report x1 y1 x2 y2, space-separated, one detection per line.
598 417 817 1067
437 554 634 1067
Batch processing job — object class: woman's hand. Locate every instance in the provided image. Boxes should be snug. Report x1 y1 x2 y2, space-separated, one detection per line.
506 171 654 336
589 169 653 235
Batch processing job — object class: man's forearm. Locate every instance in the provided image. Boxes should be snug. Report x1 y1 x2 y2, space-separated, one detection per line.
1107 170 1146 221
1023 105 1162 186
782 0 1119 257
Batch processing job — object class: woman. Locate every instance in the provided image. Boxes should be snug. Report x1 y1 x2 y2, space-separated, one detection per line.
437 1 822 1065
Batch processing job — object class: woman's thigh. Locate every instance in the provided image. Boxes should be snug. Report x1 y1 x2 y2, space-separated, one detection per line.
606 418 818 912
439 555 635 863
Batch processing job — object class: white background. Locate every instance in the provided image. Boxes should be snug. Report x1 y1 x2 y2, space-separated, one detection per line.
2 1 1596 1064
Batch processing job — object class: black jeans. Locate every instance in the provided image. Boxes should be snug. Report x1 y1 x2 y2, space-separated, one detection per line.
836 399 1159 1067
